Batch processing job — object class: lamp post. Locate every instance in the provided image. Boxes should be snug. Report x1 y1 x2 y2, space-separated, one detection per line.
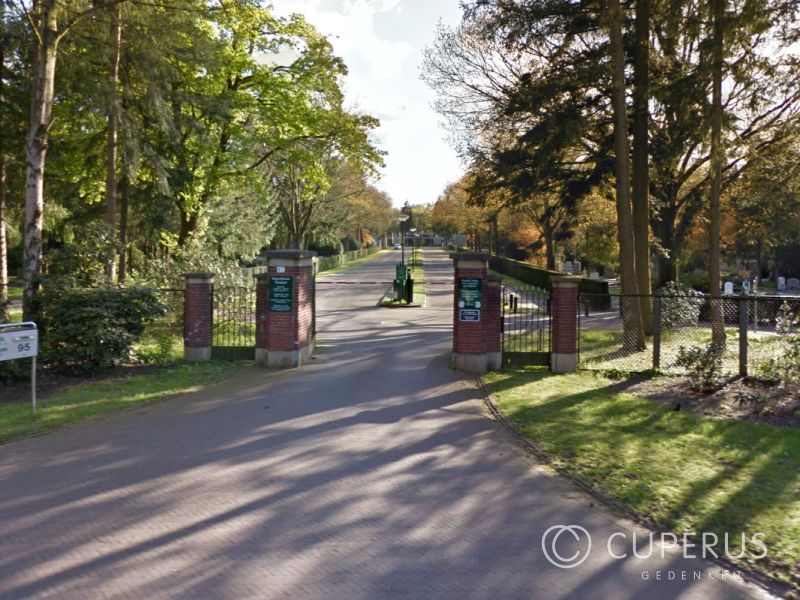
409 228 417 267
399 214 409 265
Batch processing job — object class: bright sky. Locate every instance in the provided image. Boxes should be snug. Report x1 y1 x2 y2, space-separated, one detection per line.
273 0 465 206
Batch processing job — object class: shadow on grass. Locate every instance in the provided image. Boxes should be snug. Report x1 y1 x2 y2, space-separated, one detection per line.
484 368 800 587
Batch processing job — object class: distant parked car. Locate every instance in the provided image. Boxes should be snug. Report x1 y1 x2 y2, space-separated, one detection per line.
393 243 402 250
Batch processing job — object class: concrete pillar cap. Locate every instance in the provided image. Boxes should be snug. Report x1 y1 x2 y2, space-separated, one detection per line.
450 252 489 261
183 272 215 283
262 250 318 259
551 275 581 287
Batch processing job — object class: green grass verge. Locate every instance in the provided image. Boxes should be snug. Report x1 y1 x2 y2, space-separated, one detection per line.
484 368 800 585
0 361 245 444
317 248 388 276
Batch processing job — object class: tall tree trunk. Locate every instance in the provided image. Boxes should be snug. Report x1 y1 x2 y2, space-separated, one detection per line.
0 30 9 319
23 1 60 320
178 210 199 246
0 155 7 319
118 174 129 282
632 0 653 335
608 0 646 352
105 4 122 282
653 201 677 287
709 0 726 346
543 225 556 271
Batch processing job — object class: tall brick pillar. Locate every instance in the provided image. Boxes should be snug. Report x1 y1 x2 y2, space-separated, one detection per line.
183 272 214 363
487 275 503 370
451 253 500 374
255 250 316 368
551 276 580 373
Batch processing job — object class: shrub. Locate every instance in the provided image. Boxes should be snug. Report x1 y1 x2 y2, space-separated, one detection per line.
674 343 725 391
657 282 705 329
488 255 610 295
679 271 710 292
40 286 164 374
47 221 122 287
132 235 251 289
775 301 799 335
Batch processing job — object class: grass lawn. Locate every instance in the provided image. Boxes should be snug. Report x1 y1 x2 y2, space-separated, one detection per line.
484 368 800 586
579 327 743 367
0 360 245 444
317 248 388 276
578 327 786 376
8 277 22 302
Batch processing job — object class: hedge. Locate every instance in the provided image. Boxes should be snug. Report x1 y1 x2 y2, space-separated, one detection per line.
489 256 610 295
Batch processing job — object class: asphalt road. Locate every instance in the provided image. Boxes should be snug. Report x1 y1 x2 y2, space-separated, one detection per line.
0 249 781 599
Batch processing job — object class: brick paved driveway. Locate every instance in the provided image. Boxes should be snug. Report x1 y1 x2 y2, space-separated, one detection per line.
0 250 779 599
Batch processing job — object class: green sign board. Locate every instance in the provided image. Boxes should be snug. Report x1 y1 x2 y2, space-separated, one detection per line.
459 277 483 310
396 263 407 282
269 276 293 312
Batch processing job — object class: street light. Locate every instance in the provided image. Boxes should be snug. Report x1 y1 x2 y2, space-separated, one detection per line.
409 228 417 267
399 214 409 266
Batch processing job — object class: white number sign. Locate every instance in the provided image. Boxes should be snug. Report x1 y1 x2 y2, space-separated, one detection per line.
0 323 38 361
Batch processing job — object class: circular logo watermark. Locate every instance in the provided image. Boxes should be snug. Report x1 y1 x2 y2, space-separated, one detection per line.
541 525 592 569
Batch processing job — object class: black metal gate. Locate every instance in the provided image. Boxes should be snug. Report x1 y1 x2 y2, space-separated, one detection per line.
212 285 256 360
501 281 551 367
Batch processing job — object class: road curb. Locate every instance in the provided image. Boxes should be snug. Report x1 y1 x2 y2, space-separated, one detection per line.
476 376 793 599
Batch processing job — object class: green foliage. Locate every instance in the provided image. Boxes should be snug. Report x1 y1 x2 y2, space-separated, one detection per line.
40 286 164 374
132 234 252 289
674 343 725 391
425 0 800 287
657 282 705 328
776 301 799 335
489 255 609 294
46 221 122 287
758 302 800 382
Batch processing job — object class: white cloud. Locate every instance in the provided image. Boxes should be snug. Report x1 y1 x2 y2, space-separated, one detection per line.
272 0 464 205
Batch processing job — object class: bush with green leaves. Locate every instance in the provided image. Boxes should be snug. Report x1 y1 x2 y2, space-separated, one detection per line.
656 281 705 329
756 302 800 382
674 343 725 391
132 235 252 290
40 286 164 374
775 301 799 335
47 221 123 287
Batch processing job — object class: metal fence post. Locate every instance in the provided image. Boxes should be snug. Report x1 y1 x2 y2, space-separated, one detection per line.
739 294 749 378
653 295 661 371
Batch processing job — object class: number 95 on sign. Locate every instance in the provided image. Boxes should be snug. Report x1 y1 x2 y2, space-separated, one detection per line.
0 331 38 361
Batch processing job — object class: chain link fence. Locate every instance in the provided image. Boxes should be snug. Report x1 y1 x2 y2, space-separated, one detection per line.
579 294 654 372
745 296 800 381
579 292 800 380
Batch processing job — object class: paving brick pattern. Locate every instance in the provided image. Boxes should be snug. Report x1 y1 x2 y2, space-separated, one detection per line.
0 250 778 599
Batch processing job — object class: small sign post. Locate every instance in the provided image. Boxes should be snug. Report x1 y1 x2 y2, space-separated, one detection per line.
0 322 39 414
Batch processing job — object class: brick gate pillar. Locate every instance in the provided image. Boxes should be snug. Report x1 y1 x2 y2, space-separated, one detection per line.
551 276 580 373
183 272 214 363
487 275 503 370
255 250 316 368
451 253 500 374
